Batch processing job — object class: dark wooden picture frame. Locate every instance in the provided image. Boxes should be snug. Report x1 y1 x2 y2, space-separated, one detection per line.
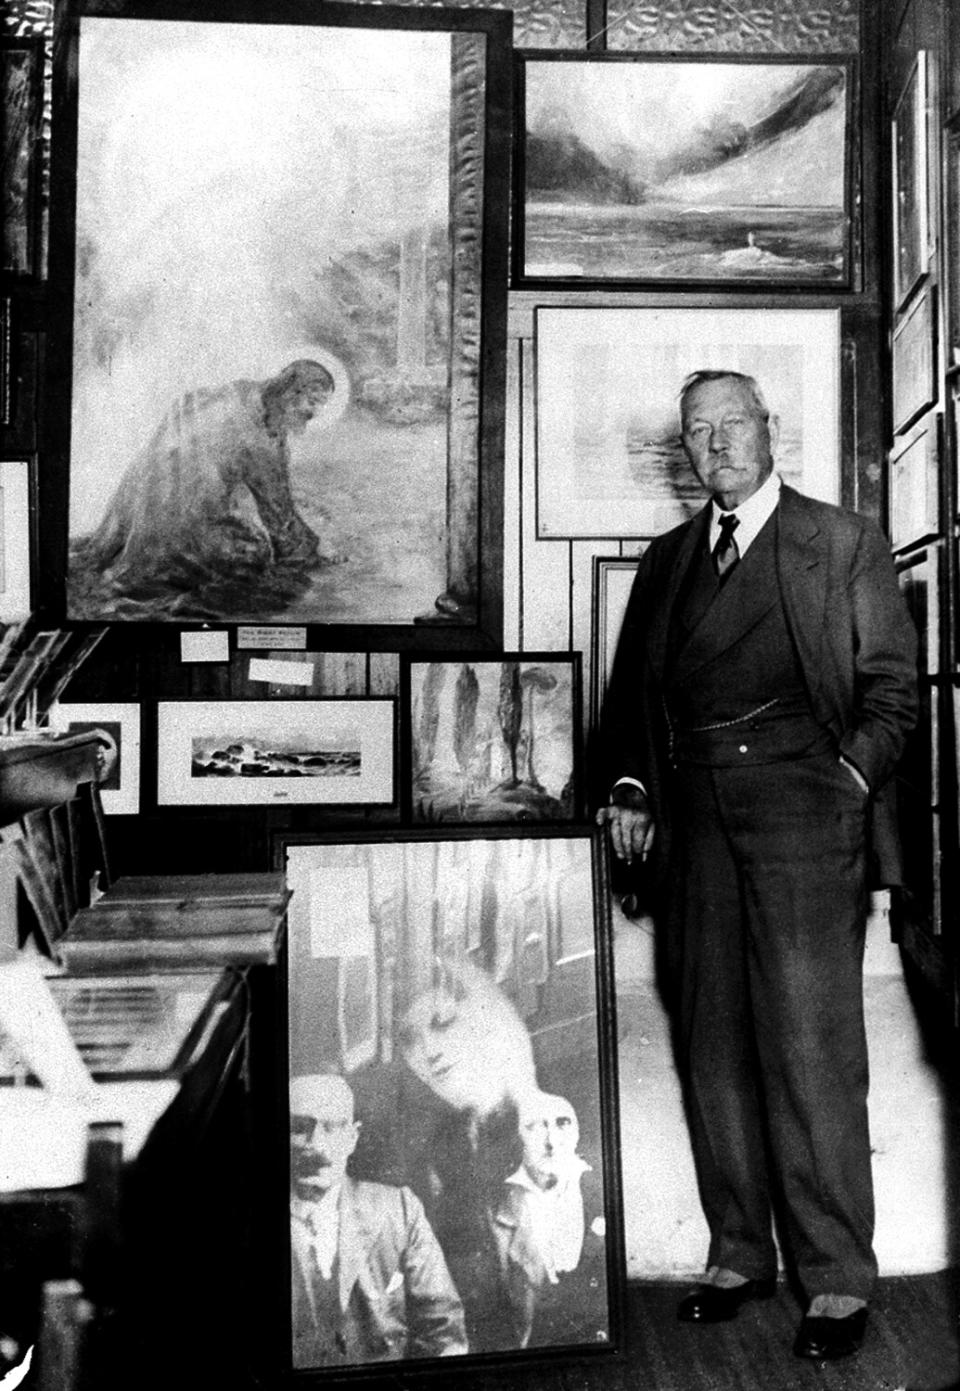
892 51 931 313
892 284 937 436
279 826 624 1375
43 0 511 650
401 652 583 825
513 51 854 290
2 36 44 282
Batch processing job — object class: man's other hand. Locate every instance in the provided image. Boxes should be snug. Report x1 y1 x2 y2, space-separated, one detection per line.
595 800 655 865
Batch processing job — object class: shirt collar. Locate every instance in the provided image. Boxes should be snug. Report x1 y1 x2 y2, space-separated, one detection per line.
709 470 781 558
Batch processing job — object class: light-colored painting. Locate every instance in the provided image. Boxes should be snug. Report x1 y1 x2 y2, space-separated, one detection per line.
65 16 489 627
521 57 849 284
408 658 580 823
535 306 840 539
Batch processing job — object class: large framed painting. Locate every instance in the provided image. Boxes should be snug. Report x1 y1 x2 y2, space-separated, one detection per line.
49 701 141 815
402 653 582 824
279 827 623 1373
156 698 395 807
535 306 840 539
45 0 511 648
513 53 853 288
892 51 931 313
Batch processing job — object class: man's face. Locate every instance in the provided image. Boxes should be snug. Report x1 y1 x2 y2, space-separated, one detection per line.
284 382 331 435
680 377 779 510
289 1076 359 1199
519 1092 580 1189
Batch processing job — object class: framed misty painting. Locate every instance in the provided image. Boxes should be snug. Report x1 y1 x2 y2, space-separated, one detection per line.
402 654 582 823
513 53 854 288
44 1 510 647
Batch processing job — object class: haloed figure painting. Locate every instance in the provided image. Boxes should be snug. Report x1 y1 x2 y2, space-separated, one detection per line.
64 15 490 627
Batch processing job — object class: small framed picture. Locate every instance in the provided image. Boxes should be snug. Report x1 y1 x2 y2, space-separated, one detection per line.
0 458 32 623
2 37 43 279
897 544 940 676
889 413 939 551
891 52 931 313
49 701 141 815
892 284 937 436
402 654 582 824
280 827 624 1372
534 305 840 539
156 698 395 807
590 556 642 730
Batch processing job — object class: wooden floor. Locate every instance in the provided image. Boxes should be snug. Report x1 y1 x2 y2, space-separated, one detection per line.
432 1271 960 1391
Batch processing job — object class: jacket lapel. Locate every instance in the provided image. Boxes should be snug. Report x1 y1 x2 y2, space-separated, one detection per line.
337 1178 372 1313
775 486 828 702
647 506 711 678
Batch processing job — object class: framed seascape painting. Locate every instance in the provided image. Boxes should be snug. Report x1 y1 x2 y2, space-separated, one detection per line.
156 698 395 807
402 654 581 824
45 0 511 647
514 53 853 288
280 828 624 1374
49 701 141 815
535 306 840 540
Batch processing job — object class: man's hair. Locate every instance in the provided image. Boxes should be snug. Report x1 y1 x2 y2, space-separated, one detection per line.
678 370 771 424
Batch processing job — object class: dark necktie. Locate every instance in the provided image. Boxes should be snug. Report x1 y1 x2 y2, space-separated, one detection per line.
712 513 740 581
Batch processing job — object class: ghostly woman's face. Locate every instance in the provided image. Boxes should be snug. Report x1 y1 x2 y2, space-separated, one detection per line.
398 962 535 1115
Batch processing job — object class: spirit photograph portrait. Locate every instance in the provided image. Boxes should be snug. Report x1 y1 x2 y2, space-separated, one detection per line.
283 831 620 1372
59 6 505 632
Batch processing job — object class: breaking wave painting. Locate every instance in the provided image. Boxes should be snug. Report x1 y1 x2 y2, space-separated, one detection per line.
522 60 848 284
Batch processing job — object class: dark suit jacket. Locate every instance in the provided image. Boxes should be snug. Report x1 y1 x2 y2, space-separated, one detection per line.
600 485 919 887
291 1176 467 1368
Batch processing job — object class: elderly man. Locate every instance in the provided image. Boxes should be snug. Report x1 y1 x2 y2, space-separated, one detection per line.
289 1072 467 1368
597 370 917 1361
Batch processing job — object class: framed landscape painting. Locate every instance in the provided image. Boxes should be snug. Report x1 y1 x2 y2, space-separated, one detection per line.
46 0 510 647
535 306 840 539
514 53 852 288
403 654 581 823
280 827 624 1373
156 698 395 806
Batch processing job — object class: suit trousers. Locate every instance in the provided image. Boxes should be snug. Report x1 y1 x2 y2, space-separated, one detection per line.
667 750 877 1301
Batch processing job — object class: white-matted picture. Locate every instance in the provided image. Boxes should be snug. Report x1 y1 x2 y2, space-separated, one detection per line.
0 459 31 623
49 701 141 815
535 306 840 539
157 699 395 806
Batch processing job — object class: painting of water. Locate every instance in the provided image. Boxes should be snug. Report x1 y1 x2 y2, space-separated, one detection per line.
519 56 850 286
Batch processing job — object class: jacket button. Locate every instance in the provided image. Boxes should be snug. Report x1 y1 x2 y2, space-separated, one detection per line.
739 744 748 754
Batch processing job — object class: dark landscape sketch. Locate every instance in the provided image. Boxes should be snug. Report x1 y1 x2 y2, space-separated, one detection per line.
521 58 849 284
409 659 578 822
157 700 394 805
65 18 486 625
535 306 840 538
190 735 360 780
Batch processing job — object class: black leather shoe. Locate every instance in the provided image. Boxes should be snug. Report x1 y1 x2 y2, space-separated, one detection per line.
677 1277 777 1323
793 1307 868 1359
